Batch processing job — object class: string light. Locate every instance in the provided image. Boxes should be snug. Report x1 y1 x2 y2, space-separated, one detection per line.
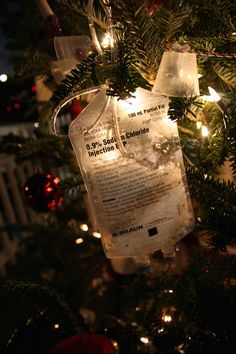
140 337 149 344
177 343 185 354
158 328 164 333
208 87 221 102
80 224 89 231
196 121 202 129
201 125 209 137
101 32 110 48
54 323 60 329
202 86 221 102
75 237 84 244
164 289 174 294
162 314 172 323
92 231 101 238
111 340 119 351
0 74 8 82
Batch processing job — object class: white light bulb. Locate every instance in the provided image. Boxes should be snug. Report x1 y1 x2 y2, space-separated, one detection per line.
80 224 89 231
208 86 221 102
201 125 209 137
196 121 202 129
162 314 172 322
92 232 101 238
140 337 149 344
201 86 221 102
0 74 8 82
101 32 110 48
75 237 84 244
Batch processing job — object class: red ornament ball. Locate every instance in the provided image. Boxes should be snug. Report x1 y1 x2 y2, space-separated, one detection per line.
47 333 114 354
24 173 63 212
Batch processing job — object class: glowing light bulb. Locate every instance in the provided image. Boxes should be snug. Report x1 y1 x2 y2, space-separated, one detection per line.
92 232 101 238
208 87 221 102
80 224 89 231
164 289 174 293
111 340 119 350
75 237 84 244
54 323 60 329
162 314 172 322
0 74 8 82
140 337 149 344
53 177 60 185
101 32 110 48
196 121 202 129
201 125 209 137
202 87 221 102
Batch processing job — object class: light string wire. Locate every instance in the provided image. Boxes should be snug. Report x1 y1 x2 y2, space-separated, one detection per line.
196 51 236 59
51 86 103 137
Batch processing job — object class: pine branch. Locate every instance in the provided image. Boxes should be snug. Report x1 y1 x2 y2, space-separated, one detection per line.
51 53 99 104
228 126 236 175
0 134 76 170
111 1 192 84
213 61 236 89
0 280 84 334
187 165 236 211
152 6 192 45
60 177 83 199
181 0 236 37
168 96 202 121
54 0 88 17
205 0 236 33
14 55 52 81
187 165 236 250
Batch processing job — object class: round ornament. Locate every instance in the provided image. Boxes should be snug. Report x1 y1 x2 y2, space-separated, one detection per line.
47 333 115 354
24 173 63 212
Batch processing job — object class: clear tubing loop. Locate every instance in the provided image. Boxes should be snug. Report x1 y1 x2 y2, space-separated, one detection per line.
51 86 103 137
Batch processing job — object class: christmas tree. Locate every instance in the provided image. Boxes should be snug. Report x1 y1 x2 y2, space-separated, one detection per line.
0 0 236 353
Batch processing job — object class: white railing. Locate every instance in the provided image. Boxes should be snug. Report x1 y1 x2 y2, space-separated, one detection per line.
0 123 39 275
0 116 74 275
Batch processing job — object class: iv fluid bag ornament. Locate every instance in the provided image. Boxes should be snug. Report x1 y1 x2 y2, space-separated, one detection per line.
69 88 195 258
51 36 92 83
153 47 199 97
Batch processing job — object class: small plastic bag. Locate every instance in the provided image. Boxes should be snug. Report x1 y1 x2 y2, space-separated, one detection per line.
51 36 92 83
153 50 199 97
69 88 195 258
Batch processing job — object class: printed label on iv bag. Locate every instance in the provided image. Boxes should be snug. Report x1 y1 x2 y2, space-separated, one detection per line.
69 88 195 258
